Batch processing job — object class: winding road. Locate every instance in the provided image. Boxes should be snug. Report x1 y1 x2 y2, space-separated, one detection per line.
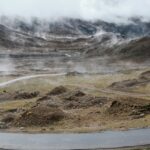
0 73 66 87
0 73 149 98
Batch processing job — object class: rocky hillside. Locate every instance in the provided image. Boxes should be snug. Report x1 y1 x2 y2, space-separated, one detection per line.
0 16 150 61
116 37 150 61
1 17 150 38
86 36 150 62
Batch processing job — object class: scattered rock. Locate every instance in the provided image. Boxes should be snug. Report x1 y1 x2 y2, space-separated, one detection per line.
2 114 16 123
2 84 149 129
62 90 86 101
38 96 62 108
14 106 66 127
64 95 108 109
109 79 138 89
14 91 39 99
38 88 108 109
140 113 145 117
66 71 83 76
48 86 68 96
106 100 135 115
109 70 150 90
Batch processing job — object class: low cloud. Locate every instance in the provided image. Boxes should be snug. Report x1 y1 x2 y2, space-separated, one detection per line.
0 0 150 23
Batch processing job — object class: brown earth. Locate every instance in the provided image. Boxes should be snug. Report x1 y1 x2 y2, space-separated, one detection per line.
1 85 149 130
109 70 150 90
37 86 108 109
116 37 150 62
14 91 39 99
66 71 83 77
13 106 66 127
106 98 150 119
0 91 40 102
48 86 68 96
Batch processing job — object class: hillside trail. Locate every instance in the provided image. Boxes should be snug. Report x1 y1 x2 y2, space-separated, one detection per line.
0 73 149 99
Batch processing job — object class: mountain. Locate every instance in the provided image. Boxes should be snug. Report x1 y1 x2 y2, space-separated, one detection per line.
116 37 150 61
85 36 150 62
0 17 98 37
2 17 150 38
0 16 150 61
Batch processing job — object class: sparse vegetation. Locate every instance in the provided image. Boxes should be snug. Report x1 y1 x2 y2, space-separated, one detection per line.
0 70 149 132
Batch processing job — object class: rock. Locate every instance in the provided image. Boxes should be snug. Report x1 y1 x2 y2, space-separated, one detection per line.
14 91 39 99
66 71 83 76
19 127 25 131
14 106 66 127
109 70 150 90
49 86 68 96
62 90 86 101
140 113 145 117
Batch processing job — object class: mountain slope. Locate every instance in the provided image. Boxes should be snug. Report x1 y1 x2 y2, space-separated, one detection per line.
116 37 150 61
2 17 150 38
0 17 150 62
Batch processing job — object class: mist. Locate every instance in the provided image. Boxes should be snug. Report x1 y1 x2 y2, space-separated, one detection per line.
0 0 150 23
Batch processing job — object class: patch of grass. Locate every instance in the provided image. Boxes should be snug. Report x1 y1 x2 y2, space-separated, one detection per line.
0 99 36 111
131 84 150 94
0 69 150 133
0 68 147 94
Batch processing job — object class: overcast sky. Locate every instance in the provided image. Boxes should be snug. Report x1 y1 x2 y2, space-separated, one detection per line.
0 0 150 23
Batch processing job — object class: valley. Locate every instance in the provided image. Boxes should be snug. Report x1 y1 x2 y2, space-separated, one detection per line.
0 16 149 142
0 63 149 133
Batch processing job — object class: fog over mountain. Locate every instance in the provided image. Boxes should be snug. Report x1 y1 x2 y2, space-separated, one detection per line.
0 0 150 62
0 0 150 23
0 0 150 136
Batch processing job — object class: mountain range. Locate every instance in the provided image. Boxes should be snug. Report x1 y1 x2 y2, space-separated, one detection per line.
0 16 150 62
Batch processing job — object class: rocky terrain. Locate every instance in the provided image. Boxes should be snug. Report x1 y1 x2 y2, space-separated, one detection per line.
110 70 150 90
0 17 150 62
0 16 149 132
0 70 149 132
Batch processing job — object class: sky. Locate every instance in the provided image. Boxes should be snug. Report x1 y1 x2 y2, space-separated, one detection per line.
0 0 150 23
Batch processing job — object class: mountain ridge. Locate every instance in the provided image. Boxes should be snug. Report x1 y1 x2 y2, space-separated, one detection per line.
0 17 150 62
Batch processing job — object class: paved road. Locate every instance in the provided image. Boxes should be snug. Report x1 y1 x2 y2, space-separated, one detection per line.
0 128 150 150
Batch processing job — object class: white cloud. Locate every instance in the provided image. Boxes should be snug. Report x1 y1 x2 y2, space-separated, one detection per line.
0 0 150 23
80 0 150 23
0 0 80 19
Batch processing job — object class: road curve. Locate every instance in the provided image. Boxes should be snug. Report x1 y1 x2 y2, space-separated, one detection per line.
0 73 149 98
0 128 150 150
0 73 66 87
